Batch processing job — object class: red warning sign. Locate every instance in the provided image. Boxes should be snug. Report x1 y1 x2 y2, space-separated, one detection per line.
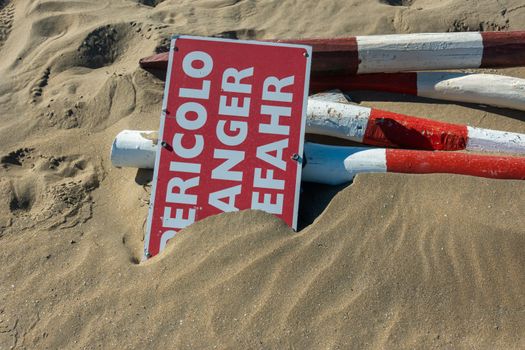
144 36 311 258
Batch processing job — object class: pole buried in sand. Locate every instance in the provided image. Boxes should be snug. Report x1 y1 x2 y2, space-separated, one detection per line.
306 99 525 154
110 130 525 183
140 31 525 75
302 143 525 184
310 72 525 112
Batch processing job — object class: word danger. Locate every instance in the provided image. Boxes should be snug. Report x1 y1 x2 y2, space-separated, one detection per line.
162 50 297 231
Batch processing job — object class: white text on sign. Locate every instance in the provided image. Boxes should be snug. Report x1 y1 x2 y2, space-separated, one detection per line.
163 50 296 232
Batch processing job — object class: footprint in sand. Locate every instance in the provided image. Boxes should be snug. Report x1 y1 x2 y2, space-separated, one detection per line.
0 149 101 236
0 0 14 52
76 25 122 69
30 67 50 101
381 0 414 6
135 0 165 7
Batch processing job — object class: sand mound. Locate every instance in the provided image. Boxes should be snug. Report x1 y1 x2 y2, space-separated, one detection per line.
0 0 524 348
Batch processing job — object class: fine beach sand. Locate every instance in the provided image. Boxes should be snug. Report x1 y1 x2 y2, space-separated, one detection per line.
1 0 525 348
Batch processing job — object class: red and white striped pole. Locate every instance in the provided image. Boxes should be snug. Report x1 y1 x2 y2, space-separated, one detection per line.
310 72 525 112
112 94 525 156
110 131 525 183
302 143 525 185
278 31 525 75
306 99 525 154
140 31 525 74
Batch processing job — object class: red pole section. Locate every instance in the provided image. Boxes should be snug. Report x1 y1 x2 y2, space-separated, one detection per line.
139 52 169 70
362 109 469 151
310 72 419 95
140 31 525 75
273 37 359 75
481 31 525 68
385 149 525 180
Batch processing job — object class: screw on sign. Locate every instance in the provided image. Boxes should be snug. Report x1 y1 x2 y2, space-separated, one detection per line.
143 36 312 259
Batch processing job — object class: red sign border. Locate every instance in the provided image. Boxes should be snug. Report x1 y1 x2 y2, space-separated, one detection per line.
143 35 312 259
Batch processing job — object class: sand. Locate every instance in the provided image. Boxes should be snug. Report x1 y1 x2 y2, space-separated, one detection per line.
0 0 524 348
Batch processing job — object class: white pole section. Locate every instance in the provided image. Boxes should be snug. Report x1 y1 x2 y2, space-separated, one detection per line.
110 130 159 169
416 73 525 112
311 72 525 112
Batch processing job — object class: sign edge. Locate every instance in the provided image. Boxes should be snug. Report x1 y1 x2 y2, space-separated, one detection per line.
143 37 178 260
292 45 312 231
